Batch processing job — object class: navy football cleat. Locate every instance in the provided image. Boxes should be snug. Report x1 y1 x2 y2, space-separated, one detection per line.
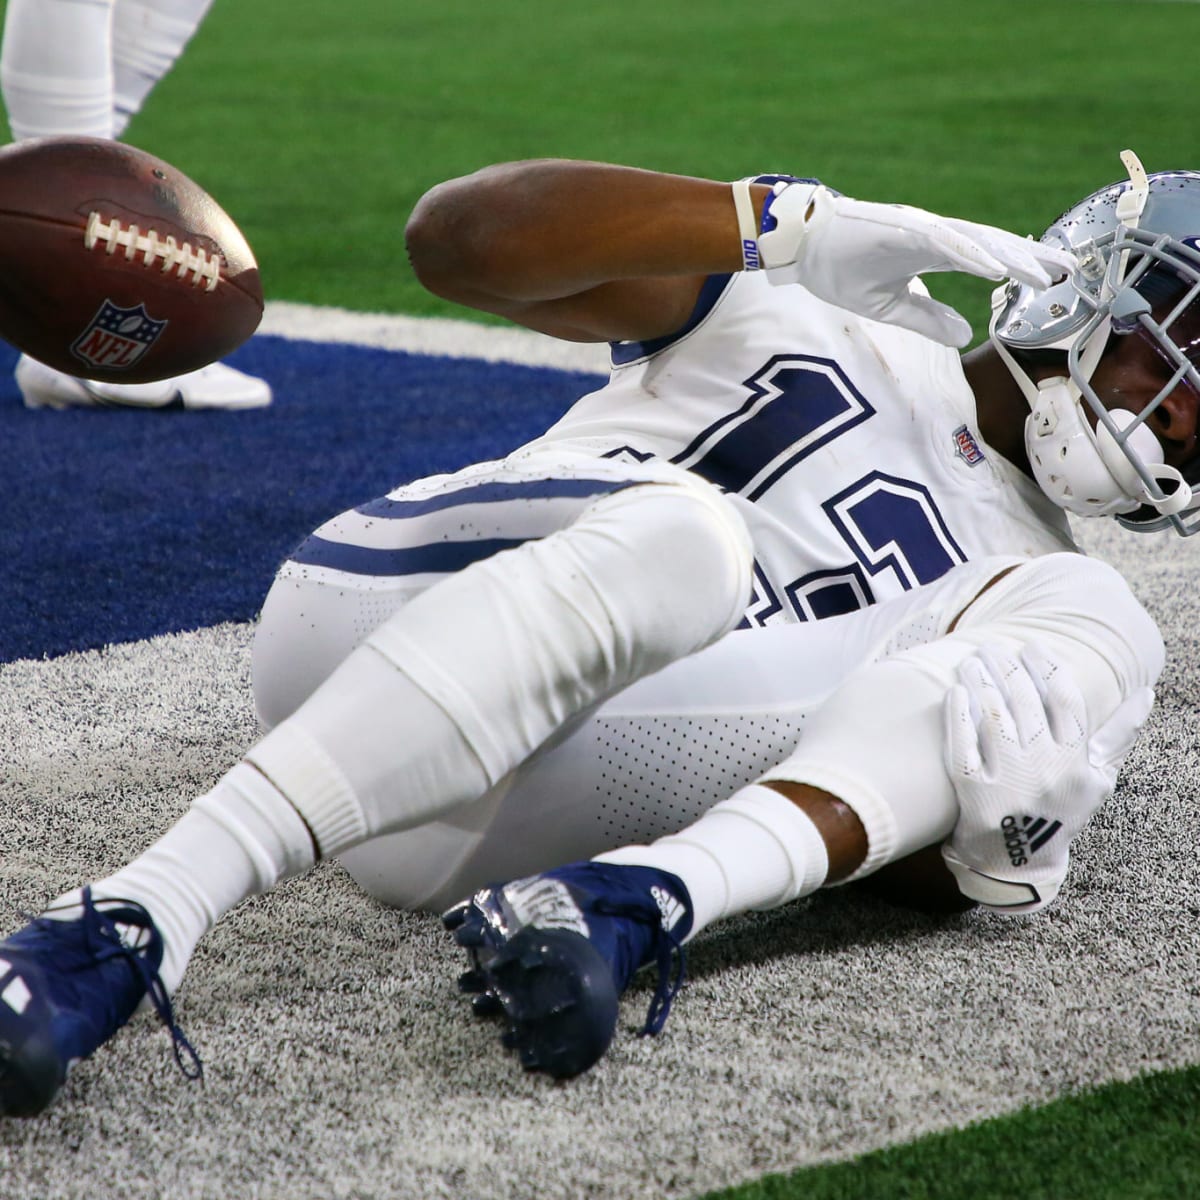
0 887 200 1117
442 861 693 1078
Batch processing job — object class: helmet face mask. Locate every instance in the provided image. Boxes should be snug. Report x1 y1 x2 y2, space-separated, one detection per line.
992 158 1200 535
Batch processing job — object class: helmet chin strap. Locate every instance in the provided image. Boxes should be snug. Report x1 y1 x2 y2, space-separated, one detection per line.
989 301 1186 517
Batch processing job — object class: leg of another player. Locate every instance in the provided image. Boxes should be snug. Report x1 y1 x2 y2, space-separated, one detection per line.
110 0 214 138
1 0 116 139
2 0 270 412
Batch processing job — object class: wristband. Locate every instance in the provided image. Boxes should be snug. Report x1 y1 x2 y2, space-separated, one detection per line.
731 179 761 271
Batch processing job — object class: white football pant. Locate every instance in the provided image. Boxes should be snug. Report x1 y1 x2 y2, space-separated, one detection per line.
252 449 1162 915
77 458 1160 995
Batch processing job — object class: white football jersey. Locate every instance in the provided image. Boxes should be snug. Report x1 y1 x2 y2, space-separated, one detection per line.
521 268 1077 626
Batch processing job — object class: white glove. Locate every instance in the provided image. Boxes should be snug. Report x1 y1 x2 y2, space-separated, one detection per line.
756 183 1075 347
940 643 1154 914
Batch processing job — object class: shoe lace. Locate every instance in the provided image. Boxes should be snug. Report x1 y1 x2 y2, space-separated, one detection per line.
641 923 686 1038
590 894 687 1038
77 887 203 1082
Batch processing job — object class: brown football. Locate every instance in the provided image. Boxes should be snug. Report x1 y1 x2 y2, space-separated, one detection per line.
0 136 263 383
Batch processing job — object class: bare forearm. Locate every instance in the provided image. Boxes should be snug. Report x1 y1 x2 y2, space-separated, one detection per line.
405 159 763 312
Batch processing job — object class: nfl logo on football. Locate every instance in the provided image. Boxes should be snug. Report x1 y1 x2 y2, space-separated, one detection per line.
71 299 168 371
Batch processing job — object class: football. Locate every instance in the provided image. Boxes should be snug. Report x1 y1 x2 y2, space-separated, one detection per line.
0 136 263 383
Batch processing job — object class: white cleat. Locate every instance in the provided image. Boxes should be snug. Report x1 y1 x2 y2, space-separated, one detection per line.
15 354 272 411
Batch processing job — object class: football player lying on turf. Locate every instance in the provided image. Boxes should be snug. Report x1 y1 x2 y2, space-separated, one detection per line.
0 149 1192 1110
0 0 270 410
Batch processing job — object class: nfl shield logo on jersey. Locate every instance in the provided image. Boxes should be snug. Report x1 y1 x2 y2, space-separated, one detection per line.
70 300 168 371
952 424 985 467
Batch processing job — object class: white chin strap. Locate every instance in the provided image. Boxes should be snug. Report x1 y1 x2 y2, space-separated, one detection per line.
989 299 1190 518
988 301 1124 510
988 171 1194 522
1023 376 1166 517
988 150 1195 527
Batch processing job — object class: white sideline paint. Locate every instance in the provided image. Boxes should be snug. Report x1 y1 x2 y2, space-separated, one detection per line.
260 300 609 374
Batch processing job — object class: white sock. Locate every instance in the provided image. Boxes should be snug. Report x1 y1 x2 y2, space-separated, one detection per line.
45 763 315 994
595 784 830 937
1 0 116 140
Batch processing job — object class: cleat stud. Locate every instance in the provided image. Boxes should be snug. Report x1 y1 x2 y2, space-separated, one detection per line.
500 1028 519 1050
441 907 466 931
453 924 485 949
457 969 486 994
471 992 503 1017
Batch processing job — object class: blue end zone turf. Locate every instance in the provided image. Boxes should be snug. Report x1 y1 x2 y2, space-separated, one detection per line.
0 337 604 663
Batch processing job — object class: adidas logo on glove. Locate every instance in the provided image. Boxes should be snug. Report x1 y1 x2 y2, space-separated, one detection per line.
1001 814 1063 868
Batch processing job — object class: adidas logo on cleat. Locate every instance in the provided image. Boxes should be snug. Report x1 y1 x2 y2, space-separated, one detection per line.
650 885 686 933
1001 814 1063 867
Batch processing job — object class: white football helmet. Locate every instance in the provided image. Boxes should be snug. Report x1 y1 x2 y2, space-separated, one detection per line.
991 151 1200 535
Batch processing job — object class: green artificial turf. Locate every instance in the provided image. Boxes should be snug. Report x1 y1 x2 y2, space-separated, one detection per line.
701 1064 1200 1200
116 0 1200 330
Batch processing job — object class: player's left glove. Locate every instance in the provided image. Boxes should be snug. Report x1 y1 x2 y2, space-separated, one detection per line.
940 643 1154 914
755 183 1075 347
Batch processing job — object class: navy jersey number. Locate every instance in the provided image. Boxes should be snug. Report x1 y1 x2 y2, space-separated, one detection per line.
689 359 968 625
824 472 966 588
671 355 875 500
746 468 969 625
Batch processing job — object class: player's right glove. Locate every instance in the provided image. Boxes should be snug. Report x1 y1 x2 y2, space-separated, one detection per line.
755 183 1075 347
940 643 1154 914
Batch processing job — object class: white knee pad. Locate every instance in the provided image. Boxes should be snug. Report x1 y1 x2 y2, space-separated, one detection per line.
246 480 752 857
252 571 418 731
2 0 116 140
365 478 754 787
112 0 213 135
948 552 1164 718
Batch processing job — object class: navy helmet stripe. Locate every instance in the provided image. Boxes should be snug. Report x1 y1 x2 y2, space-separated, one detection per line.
355 477 637 519
288 534 529 577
